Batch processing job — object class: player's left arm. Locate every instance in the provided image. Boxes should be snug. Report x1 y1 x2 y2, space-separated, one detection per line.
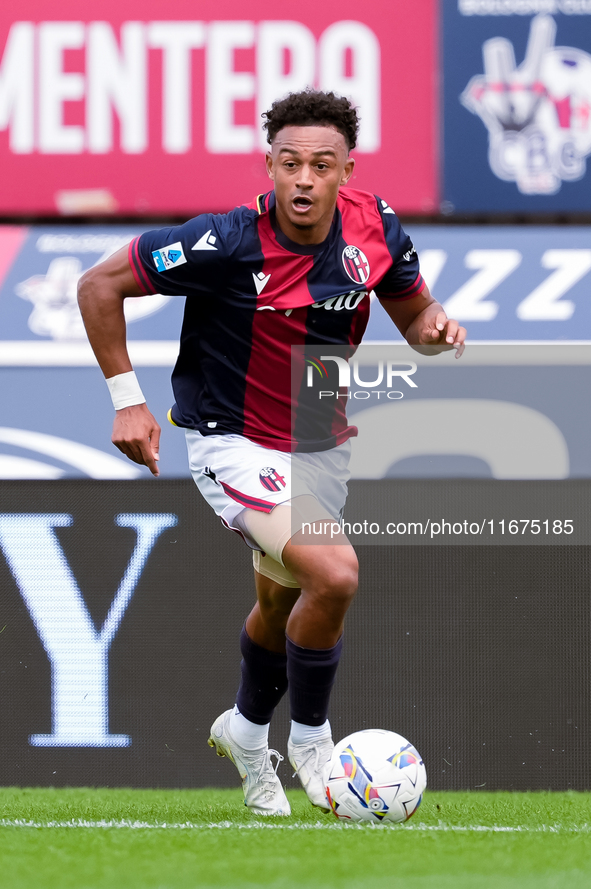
379 284 466 358
373 197 466 357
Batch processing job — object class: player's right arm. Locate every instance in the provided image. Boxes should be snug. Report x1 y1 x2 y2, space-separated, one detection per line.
77 245 162 477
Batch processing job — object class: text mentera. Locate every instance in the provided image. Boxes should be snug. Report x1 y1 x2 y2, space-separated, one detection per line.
0 20 380 155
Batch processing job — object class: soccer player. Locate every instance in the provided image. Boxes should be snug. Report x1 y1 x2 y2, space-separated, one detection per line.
78 90 466 817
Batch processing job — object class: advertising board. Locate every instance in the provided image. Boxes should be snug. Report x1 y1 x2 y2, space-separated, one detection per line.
1 224 590 480
0 0 437 215
0 479 588 790
443 2 591 212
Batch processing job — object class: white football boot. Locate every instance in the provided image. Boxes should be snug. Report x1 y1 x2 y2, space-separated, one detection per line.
288 736 334 812
208 709 291 817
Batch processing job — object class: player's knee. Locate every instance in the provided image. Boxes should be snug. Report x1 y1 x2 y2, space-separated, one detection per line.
312 556 358 607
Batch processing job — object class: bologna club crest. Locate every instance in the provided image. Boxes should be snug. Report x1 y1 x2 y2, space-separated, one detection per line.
259 467 286 492
342 245 370 284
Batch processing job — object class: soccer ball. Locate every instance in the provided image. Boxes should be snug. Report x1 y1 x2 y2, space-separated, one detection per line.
325 729 427 823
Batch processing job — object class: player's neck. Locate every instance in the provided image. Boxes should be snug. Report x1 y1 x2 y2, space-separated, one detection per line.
273 203 334 246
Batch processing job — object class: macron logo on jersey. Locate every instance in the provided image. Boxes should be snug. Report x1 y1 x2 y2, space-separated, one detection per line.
380 199 395 215
152 242 187 272
192 230 218 251
253 271 271 295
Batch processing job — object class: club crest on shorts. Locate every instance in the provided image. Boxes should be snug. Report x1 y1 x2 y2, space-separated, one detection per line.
342 245 370 284
259 467 286 492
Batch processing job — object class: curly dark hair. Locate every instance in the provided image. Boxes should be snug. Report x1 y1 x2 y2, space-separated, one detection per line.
262 90 359 151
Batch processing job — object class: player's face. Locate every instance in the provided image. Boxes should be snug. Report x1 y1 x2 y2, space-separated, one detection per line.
266 126 355 245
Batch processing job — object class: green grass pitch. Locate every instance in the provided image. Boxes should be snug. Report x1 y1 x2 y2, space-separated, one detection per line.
1 788 591 888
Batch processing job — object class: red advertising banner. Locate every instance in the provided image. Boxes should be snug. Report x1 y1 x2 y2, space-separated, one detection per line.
0 0 437 216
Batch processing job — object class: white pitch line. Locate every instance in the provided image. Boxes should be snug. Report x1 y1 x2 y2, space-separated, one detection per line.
1 819 590 833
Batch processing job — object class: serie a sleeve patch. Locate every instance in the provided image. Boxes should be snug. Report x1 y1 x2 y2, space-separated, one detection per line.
151 242 188 272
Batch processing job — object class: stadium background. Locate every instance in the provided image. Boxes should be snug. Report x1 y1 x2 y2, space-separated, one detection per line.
1 0 590 791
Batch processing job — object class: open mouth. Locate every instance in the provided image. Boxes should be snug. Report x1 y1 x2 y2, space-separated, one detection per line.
292 196 313 211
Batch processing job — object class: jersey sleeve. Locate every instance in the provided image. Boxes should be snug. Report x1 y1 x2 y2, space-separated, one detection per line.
373 197 425 301
129 212 238 297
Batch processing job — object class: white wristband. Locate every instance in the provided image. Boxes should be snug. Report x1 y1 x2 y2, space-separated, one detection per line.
106 371 146 411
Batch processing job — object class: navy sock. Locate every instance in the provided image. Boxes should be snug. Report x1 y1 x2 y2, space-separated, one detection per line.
235 626 288 726
286 636 343 727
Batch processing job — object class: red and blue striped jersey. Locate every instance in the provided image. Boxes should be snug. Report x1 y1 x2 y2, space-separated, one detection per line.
130 187 424 452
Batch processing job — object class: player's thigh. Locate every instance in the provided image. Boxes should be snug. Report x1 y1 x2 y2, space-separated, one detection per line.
244 499 357 599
